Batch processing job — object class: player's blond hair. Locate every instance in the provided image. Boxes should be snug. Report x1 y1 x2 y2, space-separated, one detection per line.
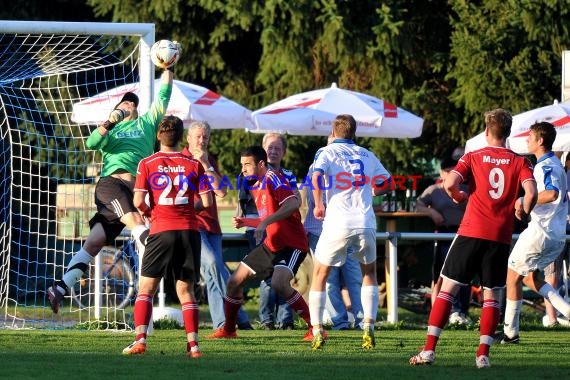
333 114 356 139
484 108 512 140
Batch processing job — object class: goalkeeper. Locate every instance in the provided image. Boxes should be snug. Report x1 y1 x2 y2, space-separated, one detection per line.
47 68 174 313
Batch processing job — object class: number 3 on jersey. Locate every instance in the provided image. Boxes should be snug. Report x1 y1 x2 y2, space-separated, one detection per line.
488 167 505 199
156 174 189 205
349 158 365 186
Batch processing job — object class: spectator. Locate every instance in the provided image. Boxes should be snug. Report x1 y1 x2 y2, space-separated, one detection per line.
235 133 297 330
183 121 252 331
416 157 471 325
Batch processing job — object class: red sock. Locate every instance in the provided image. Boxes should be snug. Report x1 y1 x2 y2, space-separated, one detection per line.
424 291 453 351
286 290 311 326
181 301 199 335
477 299 500 357
223 295 242 333
133 293 153 341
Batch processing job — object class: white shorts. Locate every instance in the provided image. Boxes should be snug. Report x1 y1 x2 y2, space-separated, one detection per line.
508 225 566 276
314 227 376 267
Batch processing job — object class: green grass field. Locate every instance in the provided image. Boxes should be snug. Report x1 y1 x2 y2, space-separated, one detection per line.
1 294 568 379
1 328 570 379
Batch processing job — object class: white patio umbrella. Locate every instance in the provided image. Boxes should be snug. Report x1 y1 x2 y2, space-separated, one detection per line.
465 100 570 154
249 83 423 138
71 79 251 129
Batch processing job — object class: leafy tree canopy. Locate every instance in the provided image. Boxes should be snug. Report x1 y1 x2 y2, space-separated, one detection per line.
6 0 570 190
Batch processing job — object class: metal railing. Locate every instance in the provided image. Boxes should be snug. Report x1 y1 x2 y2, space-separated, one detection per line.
222 231 569 324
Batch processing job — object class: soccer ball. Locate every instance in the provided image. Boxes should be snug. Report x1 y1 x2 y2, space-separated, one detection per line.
150 40 181 69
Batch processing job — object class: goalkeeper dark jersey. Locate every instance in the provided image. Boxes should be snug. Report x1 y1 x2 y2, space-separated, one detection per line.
86 82 172 177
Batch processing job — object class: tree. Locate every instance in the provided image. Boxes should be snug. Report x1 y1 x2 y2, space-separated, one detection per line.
17 0 570 187
448 0 570 139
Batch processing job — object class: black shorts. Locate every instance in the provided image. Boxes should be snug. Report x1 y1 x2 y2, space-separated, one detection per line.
141 229 201 283
441 235 510 289
242 244 307 281
89 176 138 243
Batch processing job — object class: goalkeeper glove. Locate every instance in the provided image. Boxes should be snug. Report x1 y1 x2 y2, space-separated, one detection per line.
102 109 130 131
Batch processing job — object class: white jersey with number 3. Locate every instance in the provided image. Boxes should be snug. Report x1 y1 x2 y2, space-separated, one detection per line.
313 138 390 229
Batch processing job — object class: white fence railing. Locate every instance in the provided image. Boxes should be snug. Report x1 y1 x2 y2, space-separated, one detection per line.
223 232 542 324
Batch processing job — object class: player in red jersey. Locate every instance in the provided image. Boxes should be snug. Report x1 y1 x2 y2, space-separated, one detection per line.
208 146 313 340
410 108 538 368
122 115 215 358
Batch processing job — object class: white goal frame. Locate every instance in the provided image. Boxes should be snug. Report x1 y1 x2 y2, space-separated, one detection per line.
0 20 155 328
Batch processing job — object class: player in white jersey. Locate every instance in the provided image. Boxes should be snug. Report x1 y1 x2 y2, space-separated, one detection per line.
501 121 570 344
308 114 391 350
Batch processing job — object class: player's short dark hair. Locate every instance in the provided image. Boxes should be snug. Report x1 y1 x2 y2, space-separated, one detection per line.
530 121 556 150
440 157 458 171
333 114 357 139
484 108 512 140
240 146 267 164
158 115 184 147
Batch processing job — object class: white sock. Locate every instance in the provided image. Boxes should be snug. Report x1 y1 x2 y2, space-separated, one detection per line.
62 248 94 290
131 224 149 257
308 290 326 328
539 283 570 319
361 285 379 323
503 298 522 338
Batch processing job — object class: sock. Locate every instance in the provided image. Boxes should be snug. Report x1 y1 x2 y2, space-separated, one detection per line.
187 342 200 352
361 285 379 323
131 224 149 256
223 295 242 333
62 248 93 291
477 299 500 357
424 290 454 351
182 301 199 347
539 283 570 319
503 298 522 338
287 290 311 325
308 290 326 328
133 293 153 341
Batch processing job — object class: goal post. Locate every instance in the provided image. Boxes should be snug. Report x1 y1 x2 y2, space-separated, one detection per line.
0 20 154 329
562 50 570 102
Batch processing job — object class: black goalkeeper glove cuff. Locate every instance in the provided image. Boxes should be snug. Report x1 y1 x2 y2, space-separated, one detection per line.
102 120 116 131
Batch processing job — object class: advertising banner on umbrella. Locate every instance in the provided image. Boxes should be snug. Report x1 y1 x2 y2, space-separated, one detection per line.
72 79 251 129
465 101 570 154
249 83 423 138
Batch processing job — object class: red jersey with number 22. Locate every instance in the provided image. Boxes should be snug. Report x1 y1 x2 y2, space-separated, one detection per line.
251 169 308 252
453 146 535 244
134 151 209 234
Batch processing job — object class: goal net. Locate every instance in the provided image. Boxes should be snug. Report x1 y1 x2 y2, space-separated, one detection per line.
0 21 154 329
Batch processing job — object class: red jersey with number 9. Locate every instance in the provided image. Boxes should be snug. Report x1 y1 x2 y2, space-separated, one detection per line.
134 151 209 234
453 146 535 244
